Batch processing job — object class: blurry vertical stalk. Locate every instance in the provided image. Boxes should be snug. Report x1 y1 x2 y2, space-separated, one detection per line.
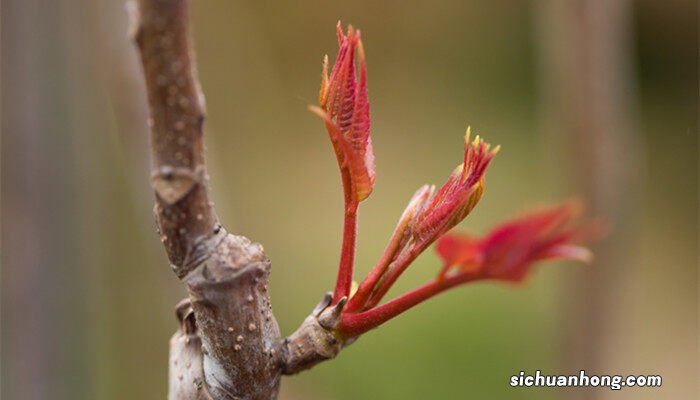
1 0 88 399
535 1 643 399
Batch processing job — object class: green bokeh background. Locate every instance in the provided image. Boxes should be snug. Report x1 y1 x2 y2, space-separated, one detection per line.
2 0 697 399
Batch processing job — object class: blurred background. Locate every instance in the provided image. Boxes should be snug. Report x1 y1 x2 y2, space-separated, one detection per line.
2 0 697 399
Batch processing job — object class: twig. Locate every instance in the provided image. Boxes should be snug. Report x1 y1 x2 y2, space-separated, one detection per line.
131 1 285 398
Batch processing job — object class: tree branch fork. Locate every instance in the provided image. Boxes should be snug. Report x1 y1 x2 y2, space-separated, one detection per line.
130 1 353 398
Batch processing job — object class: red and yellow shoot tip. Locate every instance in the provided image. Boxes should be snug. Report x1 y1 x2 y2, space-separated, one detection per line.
311 22 375 203
412 128 499 247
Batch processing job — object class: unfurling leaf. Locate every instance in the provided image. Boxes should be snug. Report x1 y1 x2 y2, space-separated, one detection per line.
436 201 595 282
312 22 375 203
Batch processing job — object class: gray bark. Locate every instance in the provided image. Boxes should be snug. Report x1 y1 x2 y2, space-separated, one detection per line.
130 1 350 398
